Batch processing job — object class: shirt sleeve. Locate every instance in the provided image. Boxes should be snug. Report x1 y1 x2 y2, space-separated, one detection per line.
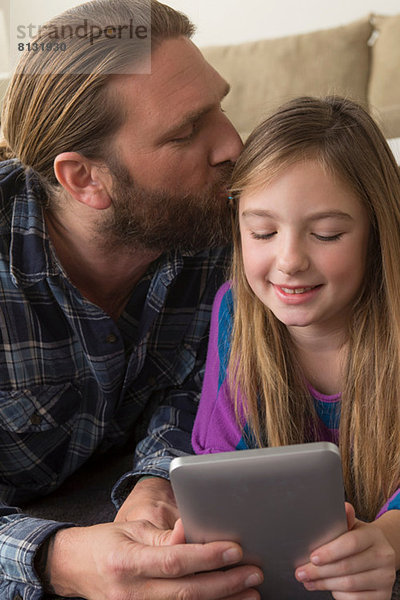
0 504 74 599
191 282 245 455
111 282 242 509
376 488 400 518
111 367 203 507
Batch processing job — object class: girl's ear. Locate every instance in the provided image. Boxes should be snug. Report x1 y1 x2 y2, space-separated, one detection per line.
53 152 112 210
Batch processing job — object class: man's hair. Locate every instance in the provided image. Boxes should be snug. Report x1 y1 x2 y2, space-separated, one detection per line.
0 0 194 186
228 95 400 521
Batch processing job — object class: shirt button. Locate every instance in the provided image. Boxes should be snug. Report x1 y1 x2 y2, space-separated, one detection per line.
148 376 156 386
106 333 118 344
30 412 43 426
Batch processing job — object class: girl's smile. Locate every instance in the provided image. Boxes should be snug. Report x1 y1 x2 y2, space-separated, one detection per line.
272 283 323 304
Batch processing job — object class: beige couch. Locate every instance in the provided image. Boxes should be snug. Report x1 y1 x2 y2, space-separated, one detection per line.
202 13 400 142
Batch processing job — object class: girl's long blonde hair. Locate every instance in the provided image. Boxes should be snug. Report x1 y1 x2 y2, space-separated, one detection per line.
229 96 400 521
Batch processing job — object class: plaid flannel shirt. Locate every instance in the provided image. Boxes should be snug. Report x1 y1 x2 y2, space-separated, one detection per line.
0 160 230 599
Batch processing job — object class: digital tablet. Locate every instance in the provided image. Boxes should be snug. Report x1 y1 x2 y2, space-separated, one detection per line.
170 442 347 600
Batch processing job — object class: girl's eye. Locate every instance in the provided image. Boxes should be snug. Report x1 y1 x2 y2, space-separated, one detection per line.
312 233 343 242
250 232 276 240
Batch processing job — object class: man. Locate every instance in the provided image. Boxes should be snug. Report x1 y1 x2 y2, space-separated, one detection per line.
0 0 263 598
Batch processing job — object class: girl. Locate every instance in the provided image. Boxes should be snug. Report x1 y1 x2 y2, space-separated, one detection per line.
192 96 400 599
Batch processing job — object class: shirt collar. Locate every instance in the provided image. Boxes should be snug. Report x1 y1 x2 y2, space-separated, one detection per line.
158 248 201 286
1 162 62 288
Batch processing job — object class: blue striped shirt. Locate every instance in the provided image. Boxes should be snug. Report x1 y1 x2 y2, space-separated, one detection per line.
0 160 230 598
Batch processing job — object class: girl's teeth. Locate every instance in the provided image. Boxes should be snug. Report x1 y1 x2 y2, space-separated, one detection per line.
281 287 314 294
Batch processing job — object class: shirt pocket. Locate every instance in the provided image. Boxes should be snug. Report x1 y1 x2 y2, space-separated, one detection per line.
0 383 82 432
146 343 197 390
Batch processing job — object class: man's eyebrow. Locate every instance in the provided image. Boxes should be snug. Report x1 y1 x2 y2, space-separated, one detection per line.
159 82 231 142
241 209 354 221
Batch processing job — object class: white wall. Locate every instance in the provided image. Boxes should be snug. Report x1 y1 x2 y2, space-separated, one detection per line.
165 0 400 46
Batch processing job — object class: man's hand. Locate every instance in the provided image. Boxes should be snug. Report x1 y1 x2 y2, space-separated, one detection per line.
115 476 178 529
44 519 263 600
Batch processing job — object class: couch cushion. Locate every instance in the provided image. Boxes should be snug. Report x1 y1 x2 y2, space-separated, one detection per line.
0 77 9 109
369 14 400 138
387 137 400 165
202 17 372 141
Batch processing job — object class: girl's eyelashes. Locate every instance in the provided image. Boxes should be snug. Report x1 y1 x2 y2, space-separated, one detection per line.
312 233 344 242
249 231 344 242
250 231 276 240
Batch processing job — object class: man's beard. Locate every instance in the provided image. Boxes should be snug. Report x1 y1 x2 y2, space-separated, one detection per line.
98 158 233 253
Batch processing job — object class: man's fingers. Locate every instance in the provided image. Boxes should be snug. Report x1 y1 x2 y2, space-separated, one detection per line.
139 565 263 600
220 591 261 600
126 538 250 578
122 518 176 546
120 519 260 585
166 518 186 545
117 522 264 600
114 478 179 528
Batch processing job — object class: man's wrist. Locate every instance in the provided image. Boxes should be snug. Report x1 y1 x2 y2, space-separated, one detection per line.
34 535 57 594
35 526 83 598
137 475 159 484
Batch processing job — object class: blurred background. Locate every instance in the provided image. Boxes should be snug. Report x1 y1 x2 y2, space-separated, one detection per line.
1 0 399 151
1 0 399 66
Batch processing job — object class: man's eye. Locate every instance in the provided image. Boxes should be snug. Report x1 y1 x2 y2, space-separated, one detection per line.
171 132 195 143
170 124 197 144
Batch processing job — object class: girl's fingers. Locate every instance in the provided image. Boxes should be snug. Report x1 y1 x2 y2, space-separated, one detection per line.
300 567 395 594
295 521 396 599
296 547 379 582
345 502 356 530
331 592 393 600
295 526 372 583
309 523 372 566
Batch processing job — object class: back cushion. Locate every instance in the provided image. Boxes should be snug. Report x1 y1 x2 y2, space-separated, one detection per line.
202 17 372 141
369 14 400 139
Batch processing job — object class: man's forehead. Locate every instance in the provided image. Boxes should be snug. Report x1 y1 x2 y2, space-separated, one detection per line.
110 37 228 135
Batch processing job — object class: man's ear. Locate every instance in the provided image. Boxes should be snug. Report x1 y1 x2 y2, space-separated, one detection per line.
53 152 112 210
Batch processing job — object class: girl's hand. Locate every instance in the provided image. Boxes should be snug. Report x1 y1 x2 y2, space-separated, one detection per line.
295 503 396 599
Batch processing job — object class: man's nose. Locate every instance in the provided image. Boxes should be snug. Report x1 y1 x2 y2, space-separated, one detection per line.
208 112 243 166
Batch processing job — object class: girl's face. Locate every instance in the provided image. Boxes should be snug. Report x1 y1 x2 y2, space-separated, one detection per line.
239 159 370 340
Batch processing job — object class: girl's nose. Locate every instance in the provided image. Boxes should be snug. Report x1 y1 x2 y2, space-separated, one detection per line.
276 238 310 275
